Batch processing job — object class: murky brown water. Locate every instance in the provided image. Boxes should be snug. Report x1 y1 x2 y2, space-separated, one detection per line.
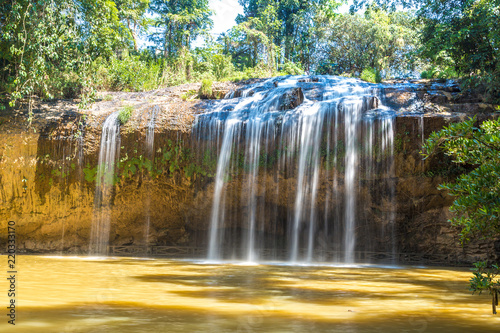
3 256 500 332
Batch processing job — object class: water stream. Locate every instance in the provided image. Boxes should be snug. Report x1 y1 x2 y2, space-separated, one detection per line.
194 76 396 263
144 106 159 249
89 111 121 255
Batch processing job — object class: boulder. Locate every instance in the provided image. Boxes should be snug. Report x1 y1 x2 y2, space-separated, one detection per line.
278 87 304 111
363 96 379 110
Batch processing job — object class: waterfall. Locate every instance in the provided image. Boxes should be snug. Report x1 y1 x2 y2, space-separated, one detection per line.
342 99 361 263
146 106 158 157
144 106 159 250
195 76 396 263
89 112 121 255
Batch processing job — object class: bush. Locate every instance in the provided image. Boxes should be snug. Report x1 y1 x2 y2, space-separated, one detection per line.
420 65 459 79
278 61 304 75
199 79 213 99
211 54 234 80
117 105 134 124
92 52 164 92
226 63 276 82
43 70 81 99
360 67 382 83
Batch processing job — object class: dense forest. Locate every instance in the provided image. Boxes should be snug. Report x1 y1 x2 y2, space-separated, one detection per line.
0 0 499 114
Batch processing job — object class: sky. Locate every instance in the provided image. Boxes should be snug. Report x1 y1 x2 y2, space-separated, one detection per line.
210 0 244 36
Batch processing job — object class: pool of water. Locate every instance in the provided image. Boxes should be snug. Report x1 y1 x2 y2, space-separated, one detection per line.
5 256 499 332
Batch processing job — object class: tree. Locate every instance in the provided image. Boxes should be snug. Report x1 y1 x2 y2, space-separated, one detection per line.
237 0 341 70
149 0 213 59
351 0 500 101
418 0 500 102
422 116 500 244
0 0 80 117
0 0 145 116
222 17 276 69
115 0 151 51
422 116 500 313
315 8 419 76
75 0 131 58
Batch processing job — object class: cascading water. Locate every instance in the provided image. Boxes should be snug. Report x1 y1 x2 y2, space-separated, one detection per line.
89 111 121 255
146 106 159 157
144 106 159 249
194 76 396 263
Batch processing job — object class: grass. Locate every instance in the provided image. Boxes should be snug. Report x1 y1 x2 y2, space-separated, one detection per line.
420 66 459 79
199 79 213 98
117 105 134 125
181 89 198 101
360 67 382 83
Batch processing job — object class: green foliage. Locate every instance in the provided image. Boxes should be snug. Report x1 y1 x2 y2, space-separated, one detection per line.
237 0 342 70
0 0 81 119
278 61 304 76
226 64 276 82
120 154 153 178
316 63 340 75
149 0 213 59
422 115 500 313
417 0 500 102
199 79 213 98
181 90 198 101
315 7 420 78
92 51 165 91
3 0 497 114
420 65 459 80
422 116 500 244
469 261 500 314
83 164 98 182
117 105 134 124
419 51 459 79
115 0 151 51
0 0 145 115
211 53 234 80
223 17 277 71
360 67 382 83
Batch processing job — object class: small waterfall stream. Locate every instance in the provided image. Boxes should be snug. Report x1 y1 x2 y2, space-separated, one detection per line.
89 111 121 255
144 106 159 249
194 76 396 263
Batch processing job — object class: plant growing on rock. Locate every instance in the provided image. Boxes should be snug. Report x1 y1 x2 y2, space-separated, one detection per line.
422 115 500 313
360 67 382 83
199 79 213 99
118 105 134 124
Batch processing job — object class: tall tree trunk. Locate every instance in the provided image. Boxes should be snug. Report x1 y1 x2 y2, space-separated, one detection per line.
186 33 191 80
168 23 173 57
127 19 138 52
253 41 258 67
163 24 171 59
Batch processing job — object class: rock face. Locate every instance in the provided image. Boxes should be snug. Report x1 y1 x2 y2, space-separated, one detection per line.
0 77 498 264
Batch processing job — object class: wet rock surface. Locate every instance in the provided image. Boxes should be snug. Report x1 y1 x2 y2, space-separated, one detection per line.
278 87 304 110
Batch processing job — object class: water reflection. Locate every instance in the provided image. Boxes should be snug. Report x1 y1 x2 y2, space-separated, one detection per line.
11 256 500 332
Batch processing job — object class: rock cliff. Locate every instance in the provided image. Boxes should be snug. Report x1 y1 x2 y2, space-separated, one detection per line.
0 77 498 264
